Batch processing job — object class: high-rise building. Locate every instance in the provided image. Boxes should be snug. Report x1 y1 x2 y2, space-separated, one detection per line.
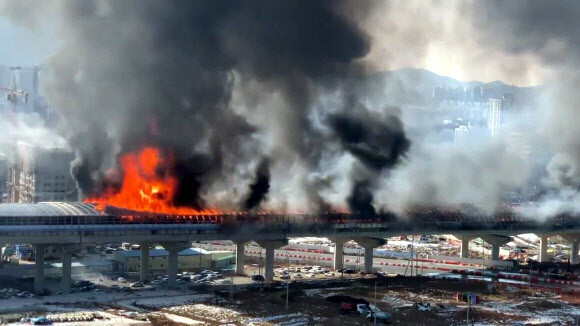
487 98 503 137
8 142 77 203
0 154 7 202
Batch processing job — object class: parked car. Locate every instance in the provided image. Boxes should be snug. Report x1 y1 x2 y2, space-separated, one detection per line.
280 274 291 280
216 279 232 285
150 280 163 285
340 302 357 314
367 311 391 324
251 274 265 282
130 282 144 288
30 317 52 325
190 274 203 281
117 277 126 283
293 273 303 279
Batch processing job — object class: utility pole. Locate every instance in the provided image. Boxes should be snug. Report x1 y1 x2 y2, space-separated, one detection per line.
466 298 471 325
286 282 290 310
374 280 378 326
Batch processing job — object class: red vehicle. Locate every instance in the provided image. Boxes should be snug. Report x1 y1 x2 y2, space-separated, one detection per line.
340 302 357 314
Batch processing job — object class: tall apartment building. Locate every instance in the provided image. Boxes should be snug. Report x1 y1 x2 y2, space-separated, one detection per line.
8 142 77 203
487 98 503 138
487 95 513 138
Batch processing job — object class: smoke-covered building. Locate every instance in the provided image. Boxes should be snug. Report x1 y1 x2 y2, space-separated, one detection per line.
487 98 503 138
507 131 532 161
454 124 470 145
0 154 8 202
8 142 77 203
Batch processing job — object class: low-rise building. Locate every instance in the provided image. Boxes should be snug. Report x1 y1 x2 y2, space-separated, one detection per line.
114 248 214 273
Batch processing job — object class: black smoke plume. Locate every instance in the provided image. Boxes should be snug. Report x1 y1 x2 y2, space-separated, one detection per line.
329 107 410 216
244 158 270 210
347 179 376 217
13 0 372 210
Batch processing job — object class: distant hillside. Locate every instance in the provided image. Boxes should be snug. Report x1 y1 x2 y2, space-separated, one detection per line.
352 67 540 107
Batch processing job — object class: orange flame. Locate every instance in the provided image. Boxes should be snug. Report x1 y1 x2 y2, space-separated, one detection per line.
86 147 220 215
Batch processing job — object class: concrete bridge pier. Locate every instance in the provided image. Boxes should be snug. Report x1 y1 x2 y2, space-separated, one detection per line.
60 244 79 294
332 238 347 271
161 242 190 288
480 235 512 261
33 244 47 294
352 237 387 274
139 243 152 282
560 234 580 264
538 234 549 262
234 241 247 275
256 240 288 282
454 235 476 258
572 240 579 264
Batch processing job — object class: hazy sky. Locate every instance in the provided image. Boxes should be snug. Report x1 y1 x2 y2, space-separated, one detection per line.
0 3 551 87
0 18 58 66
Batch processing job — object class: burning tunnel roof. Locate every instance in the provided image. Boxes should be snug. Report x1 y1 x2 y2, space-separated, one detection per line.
0 202 102 216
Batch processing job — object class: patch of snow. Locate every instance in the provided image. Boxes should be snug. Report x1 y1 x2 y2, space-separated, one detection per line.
162 312 205 324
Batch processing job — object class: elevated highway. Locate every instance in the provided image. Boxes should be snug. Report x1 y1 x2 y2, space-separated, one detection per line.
0 202 579 292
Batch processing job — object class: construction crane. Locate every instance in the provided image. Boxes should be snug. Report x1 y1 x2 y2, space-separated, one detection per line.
1 72 28 106
1 87 28 104
8 66 41 110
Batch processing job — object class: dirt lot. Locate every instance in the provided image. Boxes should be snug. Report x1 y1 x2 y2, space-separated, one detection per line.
2 276 579 325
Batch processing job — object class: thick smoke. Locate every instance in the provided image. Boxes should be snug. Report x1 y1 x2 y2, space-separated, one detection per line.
7 1 580 219
244 158 270 211
2 0 377 211
328 104 409 215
